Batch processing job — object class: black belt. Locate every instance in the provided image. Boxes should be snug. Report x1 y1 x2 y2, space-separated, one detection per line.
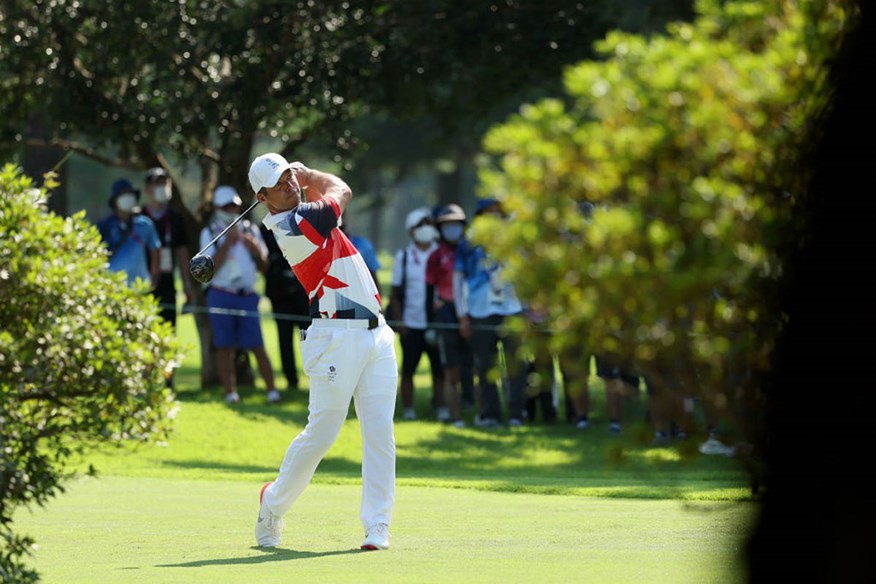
307 314 385 331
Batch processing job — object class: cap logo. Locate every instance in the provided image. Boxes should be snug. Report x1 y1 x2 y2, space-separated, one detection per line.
264 159 280 171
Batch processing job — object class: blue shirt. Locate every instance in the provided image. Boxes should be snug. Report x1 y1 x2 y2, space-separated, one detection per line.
454 239 522 318
349 234 381 273
97 213 162 287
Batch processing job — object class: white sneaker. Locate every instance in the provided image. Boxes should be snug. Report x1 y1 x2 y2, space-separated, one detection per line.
361 523 390 551
266 389 281 404
508 418 524 427
699 438 736 457
451 419 466 428
402 408 416 421
226 391 241 404
255 482 285 547
436 407 451 422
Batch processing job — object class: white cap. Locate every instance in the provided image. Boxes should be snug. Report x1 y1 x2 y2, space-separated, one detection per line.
213 185 242 207
249 152 294 193
405 207 433 231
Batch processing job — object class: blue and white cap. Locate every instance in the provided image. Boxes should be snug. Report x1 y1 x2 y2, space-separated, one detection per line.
248 152 295 193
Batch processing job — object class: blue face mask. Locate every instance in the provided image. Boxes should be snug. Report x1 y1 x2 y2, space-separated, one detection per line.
440 222 464 242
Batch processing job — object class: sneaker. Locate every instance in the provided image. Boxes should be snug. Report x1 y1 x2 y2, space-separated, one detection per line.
609 421 622 435
699 437 736 457
474 416 501 428
508 418 524 427
575 417 590 430
226 391 241 405
402 407 416 421
266 389 282 404
451 419 466 429
436 407 451 422
255 482 285 547
361 523 390 551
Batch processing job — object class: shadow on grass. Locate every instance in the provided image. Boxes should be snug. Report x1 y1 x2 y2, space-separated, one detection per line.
156 547 363 568
155 456 363 475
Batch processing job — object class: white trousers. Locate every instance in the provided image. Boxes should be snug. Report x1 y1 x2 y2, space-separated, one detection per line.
262 321 398 531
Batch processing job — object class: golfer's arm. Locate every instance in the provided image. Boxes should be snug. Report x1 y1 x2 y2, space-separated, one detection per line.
298 166 352 213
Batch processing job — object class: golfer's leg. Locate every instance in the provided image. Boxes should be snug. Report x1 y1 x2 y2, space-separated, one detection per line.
355 392 397 529
262 406 347 517
355 325 398 529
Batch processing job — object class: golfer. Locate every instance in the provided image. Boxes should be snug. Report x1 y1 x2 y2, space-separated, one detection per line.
251 152 398 551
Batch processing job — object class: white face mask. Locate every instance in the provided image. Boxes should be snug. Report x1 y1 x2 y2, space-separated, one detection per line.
439 222 464 242
412 224 439 244
116 193 137 213
215 209 237 225
151 182 171 204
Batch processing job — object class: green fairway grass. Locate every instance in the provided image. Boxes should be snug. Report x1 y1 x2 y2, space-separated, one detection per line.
14 287 759 583
17 477 753 584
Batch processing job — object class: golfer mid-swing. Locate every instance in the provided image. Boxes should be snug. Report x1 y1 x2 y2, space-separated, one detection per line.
250 152 398 551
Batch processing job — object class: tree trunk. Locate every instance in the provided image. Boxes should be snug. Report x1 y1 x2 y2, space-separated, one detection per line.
23 117 69 216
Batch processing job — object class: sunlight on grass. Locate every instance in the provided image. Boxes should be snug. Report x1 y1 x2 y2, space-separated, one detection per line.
73 288 756 505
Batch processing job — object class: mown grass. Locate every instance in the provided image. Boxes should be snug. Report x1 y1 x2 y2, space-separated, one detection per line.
15 277 758 583
71 281 753 502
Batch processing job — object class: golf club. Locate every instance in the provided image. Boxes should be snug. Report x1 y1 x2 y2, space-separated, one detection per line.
189 199 260 284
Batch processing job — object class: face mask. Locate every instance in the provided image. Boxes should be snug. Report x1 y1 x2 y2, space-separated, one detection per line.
151 183 171 204
439 222 464 242
116 193 137 213
412 224 438 244
215 209 237 225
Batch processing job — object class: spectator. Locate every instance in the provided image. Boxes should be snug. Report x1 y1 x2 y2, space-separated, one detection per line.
525 344 593 429
593 354 640 434
140 167 194 328
97 178 161 289
389 207 445 421
521 310 559 424
561 350 594 428
261 223 311 394
199 185 279 405
454 198 528 427
425 203 475 428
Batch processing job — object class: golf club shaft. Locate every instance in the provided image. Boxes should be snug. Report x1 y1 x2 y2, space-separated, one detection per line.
192 199 260 258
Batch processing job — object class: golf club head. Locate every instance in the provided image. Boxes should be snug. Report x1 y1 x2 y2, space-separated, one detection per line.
190 255 215 284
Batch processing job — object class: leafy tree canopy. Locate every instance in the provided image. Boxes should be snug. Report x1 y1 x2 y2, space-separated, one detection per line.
473 0 855 414
0 165 182 582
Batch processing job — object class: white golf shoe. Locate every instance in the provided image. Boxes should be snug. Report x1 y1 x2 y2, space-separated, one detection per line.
255 482 285 547
361 523 390 551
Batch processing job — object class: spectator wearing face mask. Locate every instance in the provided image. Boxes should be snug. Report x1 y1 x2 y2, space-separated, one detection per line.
97 178 162 289
453 198 528 427
140 167 194 329
389 207 445 422
198 185 279 406
425 204 476 428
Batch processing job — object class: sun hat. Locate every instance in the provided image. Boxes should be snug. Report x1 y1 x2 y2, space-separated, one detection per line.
145 167 169 183
405 207 433 231
213 185 243 207
474 198 500 216
435 203 467 223
108 178 140 208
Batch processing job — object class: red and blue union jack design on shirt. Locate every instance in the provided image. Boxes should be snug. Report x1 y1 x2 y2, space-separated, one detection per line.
262 198 382 320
